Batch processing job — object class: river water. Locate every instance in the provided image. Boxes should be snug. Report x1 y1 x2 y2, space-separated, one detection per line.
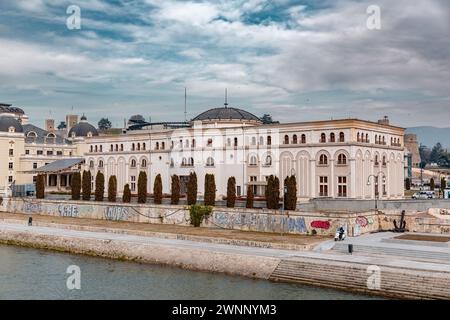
0 245 378 300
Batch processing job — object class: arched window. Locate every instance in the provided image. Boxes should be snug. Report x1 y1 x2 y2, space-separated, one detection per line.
382 136 386 145
301 134 306 144
161 142 165 150
375 135 378 144
120 144 123 151
251 137 256 145
142 143 146 150
115 144 118 151
185 139 189 148
95 145 98 152
170 158 174 167
192 139 196 148
234 137 238 147
99 145 102 152
292 134 298 144
375 155 379 165
319 154 328 165
89 160 94 168
265 155 272 166
366 133 369 143
250 156 257 166
110 144 114 152
90 146 93 152
390 137 393 145
98 160 104 168
141 159 147 167
337 154 347 165
206 157 214 167
284 135 289 144
227 138 231 147
188 157 194 166
137 143 140 151
339 132 345 142
130 159 136 168
267 136 271 145
382 156 386 166
357 133 360 142
156 142 159 150
182 158 187 166
320 133 326 143
132 143 135 151
259 136 264 145
330 133 335 142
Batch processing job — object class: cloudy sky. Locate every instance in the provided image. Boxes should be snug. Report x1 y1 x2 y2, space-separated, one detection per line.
0 0 449 128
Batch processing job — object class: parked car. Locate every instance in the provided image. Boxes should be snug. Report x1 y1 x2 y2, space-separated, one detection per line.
412 191 436 199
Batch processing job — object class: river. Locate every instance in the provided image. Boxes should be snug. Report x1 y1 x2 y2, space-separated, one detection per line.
0 244 379 300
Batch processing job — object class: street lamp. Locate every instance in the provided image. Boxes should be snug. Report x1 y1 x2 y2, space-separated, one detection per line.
367 172 386 210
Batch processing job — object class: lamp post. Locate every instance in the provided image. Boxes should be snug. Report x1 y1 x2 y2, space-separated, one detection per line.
367 172 386 210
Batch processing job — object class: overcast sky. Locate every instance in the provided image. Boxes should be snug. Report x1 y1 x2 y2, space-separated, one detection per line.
0 0 449 128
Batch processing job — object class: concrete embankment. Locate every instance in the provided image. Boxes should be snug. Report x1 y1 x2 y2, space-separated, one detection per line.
2 221 450 299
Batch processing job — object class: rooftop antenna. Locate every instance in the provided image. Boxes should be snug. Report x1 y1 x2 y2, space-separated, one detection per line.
224 88 228 108
184 87 187 122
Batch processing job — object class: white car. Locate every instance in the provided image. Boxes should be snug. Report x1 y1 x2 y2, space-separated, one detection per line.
412 191 436 199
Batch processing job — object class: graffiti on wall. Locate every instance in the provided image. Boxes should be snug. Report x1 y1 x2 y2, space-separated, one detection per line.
310 220 330 229
104 206 130 221
356 216 374 228
23 202 42 214
58 204 79 217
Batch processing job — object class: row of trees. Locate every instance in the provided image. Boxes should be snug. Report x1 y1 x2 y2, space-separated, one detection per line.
37 171 299 210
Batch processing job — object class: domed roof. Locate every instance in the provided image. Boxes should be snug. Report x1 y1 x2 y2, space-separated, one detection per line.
0 103 25 115
192 107 261 122
68 115 98 137
0 115 23 133
128 114 146 124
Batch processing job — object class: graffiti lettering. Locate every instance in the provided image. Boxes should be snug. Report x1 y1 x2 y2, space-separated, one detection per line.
104 206 129 221
310 220 330 229
356 216 368 227
58 204 79 217
286 217 307 233
23 202 42 213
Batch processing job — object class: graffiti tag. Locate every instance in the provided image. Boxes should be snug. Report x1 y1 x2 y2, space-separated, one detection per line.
23 202 42 214
58 204 79 217
104 206 129 221
356 216 369 227
310 220 330 229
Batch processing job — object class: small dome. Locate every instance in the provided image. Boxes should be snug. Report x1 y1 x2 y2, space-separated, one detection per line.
0 103 25 115
128 114 146 124
68 115 98 137
193 107 261 122
0 115 23 133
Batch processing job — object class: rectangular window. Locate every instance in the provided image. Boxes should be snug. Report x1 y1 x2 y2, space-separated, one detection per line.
8 162 13 170
319 176 328 197
33 163 38 169
37 150 43 155
33 176 37 183
8 176 13 183
57 151 63 156
131 176 136 192
47 150 53 156
237 186 241 196
337 176 347 197
9 149 13 156
25 150 30 155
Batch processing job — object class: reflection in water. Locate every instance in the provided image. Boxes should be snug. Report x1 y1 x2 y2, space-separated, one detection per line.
0 245 379 300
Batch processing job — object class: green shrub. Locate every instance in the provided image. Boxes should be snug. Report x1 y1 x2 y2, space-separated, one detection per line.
137 171 147 204
95 171 105 201
36 174 45 199
153 174 163 204
82 170 91 201
71 172 81 200
187 172 197 205
189 205 212 227
122 183 131 203
226 177 236 208
246 184 254 209
108 175 117 202
204 173 216 206
171 175 180 205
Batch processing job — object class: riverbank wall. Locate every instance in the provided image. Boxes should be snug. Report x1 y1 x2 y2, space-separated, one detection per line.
2 197 450 236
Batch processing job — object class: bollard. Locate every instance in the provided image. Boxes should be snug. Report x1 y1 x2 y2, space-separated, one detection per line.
348 244 353 254
28 217 32 226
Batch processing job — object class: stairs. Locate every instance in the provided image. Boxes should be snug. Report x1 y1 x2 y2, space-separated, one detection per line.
270 258 450 299
331 242 450 263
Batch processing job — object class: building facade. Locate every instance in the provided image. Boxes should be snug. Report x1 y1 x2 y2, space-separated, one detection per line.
0 103 406 202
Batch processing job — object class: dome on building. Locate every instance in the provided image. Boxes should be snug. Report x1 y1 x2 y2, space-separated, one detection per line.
68 115 98 137
192 107 261 123
128 114 146 124
0 115 23 133
0 103 25 115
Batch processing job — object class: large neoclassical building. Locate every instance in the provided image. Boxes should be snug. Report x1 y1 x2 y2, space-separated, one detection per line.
1 102 405 202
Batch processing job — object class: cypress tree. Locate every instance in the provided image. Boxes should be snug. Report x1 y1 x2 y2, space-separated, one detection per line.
430 178 435 191
284 175 297 210
82 170 91 200
36 174 45 199
187 172 197 205
122 183 131 203
441 177 447 195
226 176 236 208
95 171 104 201
108 175 117 202
405 178 411 191
171 175 180 205
137 171 147 204
153 174 163 204
266 175 280 209
204 174 216 206
71 172 81 200
246 184 254 209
